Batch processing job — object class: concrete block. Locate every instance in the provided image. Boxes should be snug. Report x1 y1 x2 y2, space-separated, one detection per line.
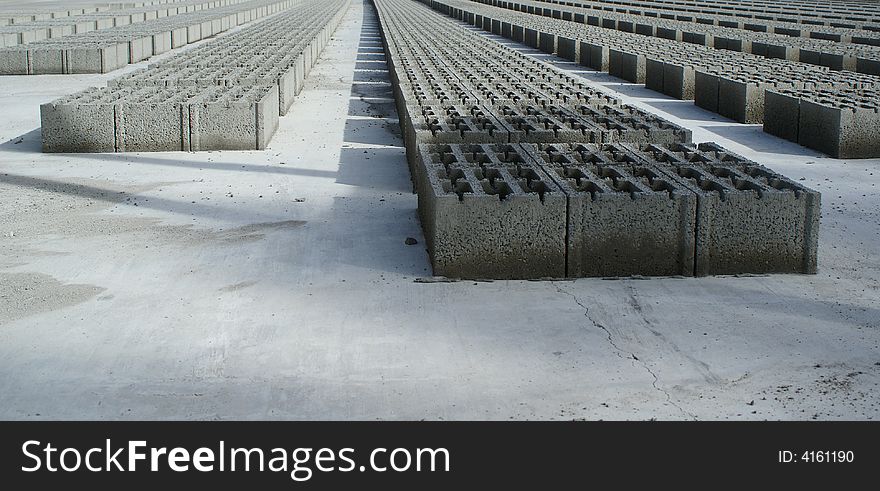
524 27 538 48
416 143 567 279
644 57 665 93
171 26 188 48
511 24 524 43
584 42 608 71
190 85 280 151
819 51 857 71
186 23 201 43
577 105 692 144
635 23 655 36
763 89 801 143
40 89 119 152
151 31 172 55
663 62 695 100
798 97 880 158
116 91 189 152
406 103 510 149
799 48 822 65
718 77 770 124
0 48 28 74
30 46 64 74
128 36 153 64
857 57 880 75
609 49 645 83
522 142 698 277
496 103 606 144
556 36 576 61
538 31 555 54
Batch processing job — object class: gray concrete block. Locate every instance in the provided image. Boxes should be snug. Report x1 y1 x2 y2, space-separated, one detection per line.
819 51 857 71
584 41 608 71
522 142 698 277
577 105 692 144
116 92 189 152
857 57 880 75
644 57 665 93
798 97 880 159
511 24 524 43
40 88 119 152
718 77 769 124
29 46 64 74
497 103 607 144
416 143 567 279
406 103 510 147
490 19 501 35
763 89 801 143
609 48 645 83
799 48 822 66
538 31 555 54
0 47 28 74
65 43 128 73
524 27 538 48
694 70 720 113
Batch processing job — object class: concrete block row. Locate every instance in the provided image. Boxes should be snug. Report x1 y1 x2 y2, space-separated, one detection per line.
425 0 880 156
0 0 295 74
40 0 350 152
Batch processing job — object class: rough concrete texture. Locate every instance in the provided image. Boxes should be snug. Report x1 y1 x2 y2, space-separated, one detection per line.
41 84 280 152
38 0 350 152
431 0 880 157
762 88 801 143
522 142 698 277
0 0 296 74
416 143 567 279
632 143 820 275
1 0 880 421
381 0 822 278
797 89 880 159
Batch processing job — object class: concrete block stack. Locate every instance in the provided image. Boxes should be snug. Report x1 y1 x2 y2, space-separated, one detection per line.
0 0 299 74
423 0 880 158
108 0 349 115
379 0 692 182
40 0 350 152
764 85 880 158
375 0 819 278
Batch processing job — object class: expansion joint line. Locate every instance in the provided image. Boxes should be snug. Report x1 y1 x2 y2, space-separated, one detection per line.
554 284 695 421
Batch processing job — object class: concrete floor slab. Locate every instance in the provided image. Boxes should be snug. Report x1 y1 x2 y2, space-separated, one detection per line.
0 0 878 420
